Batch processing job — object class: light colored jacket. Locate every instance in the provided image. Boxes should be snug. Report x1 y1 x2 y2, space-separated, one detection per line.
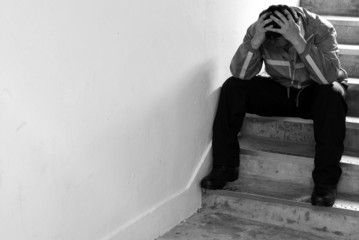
230 7 347 89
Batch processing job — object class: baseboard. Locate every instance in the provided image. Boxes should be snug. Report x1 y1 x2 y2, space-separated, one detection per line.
100 141 212 240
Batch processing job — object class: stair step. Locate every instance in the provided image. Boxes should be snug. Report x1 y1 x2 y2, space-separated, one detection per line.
241 114 359 152
326 16 359 45
339 44 359 55
157 203 338 240
339 44 359 78
159 178 359 240
300 0 359 17
239 135 359 193
200 190 359 239
224 175 359 211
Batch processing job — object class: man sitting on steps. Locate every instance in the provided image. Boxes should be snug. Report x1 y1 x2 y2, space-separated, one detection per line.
201 5 348 207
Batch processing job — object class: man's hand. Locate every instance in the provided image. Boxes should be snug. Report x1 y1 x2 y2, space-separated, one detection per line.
332 81 346 97
268 10 306 53
251 13 273 49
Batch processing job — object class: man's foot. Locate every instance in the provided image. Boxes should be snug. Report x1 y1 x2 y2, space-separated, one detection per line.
200 166 239 190
311 185 337 207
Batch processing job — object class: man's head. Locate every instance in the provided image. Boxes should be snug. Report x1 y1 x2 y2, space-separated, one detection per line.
259 5 299 40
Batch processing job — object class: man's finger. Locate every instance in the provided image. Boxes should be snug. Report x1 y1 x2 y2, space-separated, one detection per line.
266 27 281 33
259 12 269 21
264 25 274 31
263 18 273 25
274 11 288 23
284 10 295 23
270 15 285 26
289 8 298 21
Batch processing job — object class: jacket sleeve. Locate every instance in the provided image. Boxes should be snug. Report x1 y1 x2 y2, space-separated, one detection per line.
230 23 263 79
298 21 341 84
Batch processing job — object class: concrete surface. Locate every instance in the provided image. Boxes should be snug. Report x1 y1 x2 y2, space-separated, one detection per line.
157 208 338 240
301 0 359 17
327 16 359 45
224 175 359 211
241 114 359 152
238 135 359 194
202 191 359 239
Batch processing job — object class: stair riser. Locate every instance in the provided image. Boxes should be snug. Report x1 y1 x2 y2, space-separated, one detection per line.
331 22 359 45
301 0 359 17
204 193 358 239
240 149 359 193
240 151 313 186
340 54 359 78
241 117 359 151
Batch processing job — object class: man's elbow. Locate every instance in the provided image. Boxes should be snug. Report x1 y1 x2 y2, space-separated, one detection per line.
316 71 339 84
326 66 342 83
230 64 240 78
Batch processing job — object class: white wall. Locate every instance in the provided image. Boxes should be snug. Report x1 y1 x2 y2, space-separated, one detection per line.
0 1 298 240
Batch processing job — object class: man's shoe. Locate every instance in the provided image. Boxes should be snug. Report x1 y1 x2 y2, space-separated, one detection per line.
200 166 239 190
311 185 337 207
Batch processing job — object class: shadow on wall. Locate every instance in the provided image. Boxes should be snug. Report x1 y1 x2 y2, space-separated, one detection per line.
161 59 222 185
125 58 223 190
98 59 225 240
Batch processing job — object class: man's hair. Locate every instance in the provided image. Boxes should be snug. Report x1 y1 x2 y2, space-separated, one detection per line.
259 5 299 39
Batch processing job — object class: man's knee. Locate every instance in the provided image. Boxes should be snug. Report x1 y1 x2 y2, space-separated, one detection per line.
222 76 240 88
317 84 345 103
315 84 347 112
221 76 249 92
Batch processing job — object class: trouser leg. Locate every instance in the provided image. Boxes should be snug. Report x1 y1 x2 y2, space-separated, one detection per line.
298 84 347 186
212 76 296 168
212 77 244 168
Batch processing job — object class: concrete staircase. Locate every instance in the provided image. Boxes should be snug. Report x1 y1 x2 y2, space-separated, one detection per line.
157 1 359 239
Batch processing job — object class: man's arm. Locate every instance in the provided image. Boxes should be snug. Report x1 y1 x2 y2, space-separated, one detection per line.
297 29 340 85
269 10 340 84
230 13 272 79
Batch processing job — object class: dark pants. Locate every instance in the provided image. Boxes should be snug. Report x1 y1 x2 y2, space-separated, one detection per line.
212 76 347 186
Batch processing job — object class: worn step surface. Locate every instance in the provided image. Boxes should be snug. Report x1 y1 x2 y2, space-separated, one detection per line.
326 16 359 45
157 204 339 240
239 135 359 194
301 0 359 17
158 177 359 240
159 189 359 240
224 175 359 211
201 190 359 240
241 114 359 152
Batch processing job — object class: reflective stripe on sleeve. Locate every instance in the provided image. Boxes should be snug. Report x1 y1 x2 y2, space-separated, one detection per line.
305 55 328 84
240 52 253 79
